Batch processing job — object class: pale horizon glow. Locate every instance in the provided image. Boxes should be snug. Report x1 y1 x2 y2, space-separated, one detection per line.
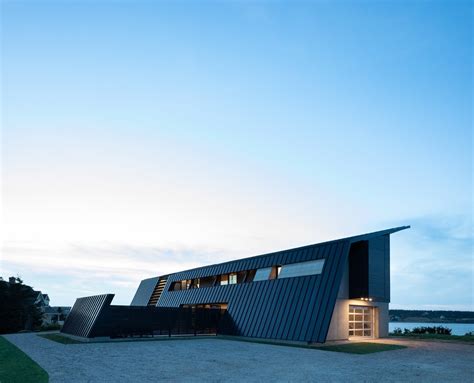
1 1 472 311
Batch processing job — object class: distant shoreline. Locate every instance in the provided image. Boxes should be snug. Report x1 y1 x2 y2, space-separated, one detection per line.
388 321 474 336
389 309 474 324
390 320 474 324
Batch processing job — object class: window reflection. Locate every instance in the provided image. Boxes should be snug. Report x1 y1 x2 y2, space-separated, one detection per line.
168 258 326 291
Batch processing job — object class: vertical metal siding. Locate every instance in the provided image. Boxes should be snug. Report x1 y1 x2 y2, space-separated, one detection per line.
130 277 160 306
368 236 387 301
260 281 284 339
232 283 253 335
312 241 350 342
276 277 298 338
145 230 399 342
385 235 390 301
250 279 274 338
268 278 292 339
302 243 340 341
295 245 331 340
242 282 266 336
279 276 305 339
275 277 301 339
245 282 266 337
61 294 114 338
307 243 341 341
239 283 262 334
284 276 311 340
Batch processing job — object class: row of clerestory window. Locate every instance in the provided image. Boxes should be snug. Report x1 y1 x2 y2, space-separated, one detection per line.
168 258 325 292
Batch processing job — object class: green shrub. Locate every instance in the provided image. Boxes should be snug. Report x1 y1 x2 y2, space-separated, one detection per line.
411 326 451 335
390 326 453 336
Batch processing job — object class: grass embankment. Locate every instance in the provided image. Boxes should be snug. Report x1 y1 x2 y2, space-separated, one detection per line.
390 333 474 343
319 342 406 354
0 336 49 383
217 336 406 354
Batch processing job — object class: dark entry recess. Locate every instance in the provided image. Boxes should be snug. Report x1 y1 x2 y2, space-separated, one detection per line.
348 240 369 299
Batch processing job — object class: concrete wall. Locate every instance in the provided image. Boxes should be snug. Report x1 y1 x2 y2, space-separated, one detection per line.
326 298 389 341
377 301 390 337
326 299 349 341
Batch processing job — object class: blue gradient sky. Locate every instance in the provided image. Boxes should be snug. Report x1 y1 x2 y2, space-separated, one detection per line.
1 1 472 310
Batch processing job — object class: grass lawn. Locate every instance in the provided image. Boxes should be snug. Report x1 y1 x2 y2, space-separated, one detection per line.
390 333 474 343
0 336 49 383
39 332 217 344
319 342 406 354
38 333 84 344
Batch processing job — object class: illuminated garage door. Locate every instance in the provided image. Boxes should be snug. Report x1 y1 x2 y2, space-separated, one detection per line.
349 305 373 338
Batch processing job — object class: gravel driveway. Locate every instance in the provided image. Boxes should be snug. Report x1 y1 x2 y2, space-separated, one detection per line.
3 333 473 382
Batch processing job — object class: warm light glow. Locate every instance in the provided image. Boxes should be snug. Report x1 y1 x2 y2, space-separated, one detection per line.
359 297 373 301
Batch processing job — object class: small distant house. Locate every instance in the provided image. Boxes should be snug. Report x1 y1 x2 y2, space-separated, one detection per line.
32 290 71 325
34 292 50 308
42 306 71 325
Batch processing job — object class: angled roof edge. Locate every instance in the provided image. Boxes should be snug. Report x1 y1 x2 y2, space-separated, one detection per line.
151 225 410 278
346 225 410 244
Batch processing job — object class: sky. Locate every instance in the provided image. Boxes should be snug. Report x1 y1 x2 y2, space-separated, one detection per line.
1 1 472 310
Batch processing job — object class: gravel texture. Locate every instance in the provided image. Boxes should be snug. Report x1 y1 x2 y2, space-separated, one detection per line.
3 333 473 382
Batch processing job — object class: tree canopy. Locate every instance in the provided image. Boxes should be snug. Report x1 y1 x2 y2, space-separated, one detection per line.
0 277 43 334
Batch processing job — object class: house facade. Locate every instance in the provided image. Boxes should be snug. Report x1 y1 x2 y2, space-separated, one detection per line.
63 226 408 342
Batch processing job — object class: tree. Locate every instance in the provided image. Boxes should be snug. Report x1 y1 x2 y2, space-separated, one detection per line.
0 277 43 334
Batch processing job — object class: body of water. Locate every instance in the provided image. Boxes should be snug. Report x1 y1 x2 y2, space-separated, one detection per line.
389 322 474 336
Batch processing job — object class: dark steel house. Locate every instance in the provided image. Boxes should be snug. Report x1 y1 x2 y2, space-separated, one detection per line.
62 226 408 343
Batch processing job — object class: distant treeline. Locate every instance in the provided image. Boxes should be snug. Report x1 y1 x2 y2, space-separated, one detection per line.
389 310 474 323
